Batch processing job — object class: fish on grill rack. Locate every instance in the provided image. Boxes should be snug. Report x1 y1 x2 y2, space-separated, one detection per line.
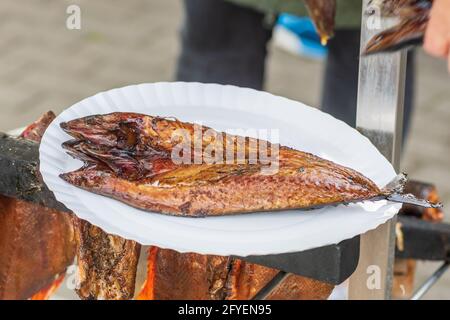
73 218 141 300
0 112 140 300
59 112 440 217
0 112 76 300
137 247 334 300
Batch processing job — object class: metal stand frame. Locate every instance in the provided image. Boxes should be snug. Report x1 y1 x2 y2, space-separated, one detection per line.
348 0 407 299
411 262 450 300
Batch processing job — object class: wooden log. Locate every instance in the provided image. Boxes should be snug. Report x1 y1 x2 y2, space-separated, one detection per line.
0 133 69 213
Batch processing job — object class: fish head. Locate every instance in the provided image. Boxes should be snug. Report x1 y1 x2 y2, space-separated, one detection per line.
62 139 147 180
60 113 145 149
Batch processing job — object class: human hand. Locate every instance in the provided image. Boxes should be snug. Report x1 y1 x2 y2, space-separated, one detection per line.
424 0 450 72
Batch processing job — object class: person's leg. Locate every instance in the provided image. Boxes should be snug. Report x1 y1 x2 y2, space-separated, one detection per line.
320 29 361 128
176 0 273 90
403 53 415 138
321 29 415 139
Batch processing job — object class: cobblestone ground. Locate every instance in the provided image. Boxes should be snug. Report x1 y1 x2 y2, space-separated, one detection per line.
1 0 449 299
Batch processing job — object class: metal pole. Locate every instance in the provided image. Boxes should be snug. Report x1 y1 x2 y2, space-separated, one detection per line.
411 262 450 300
348 0 407 299
252 271 290 300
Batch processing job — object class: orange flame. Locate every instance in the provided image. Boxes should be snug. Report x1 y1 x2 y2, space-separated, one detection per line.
136 247 159 300
30 274 65 300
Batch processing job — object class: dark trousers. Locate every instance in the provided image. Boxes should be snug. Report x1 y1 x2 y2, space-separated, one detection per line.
176 0 414 137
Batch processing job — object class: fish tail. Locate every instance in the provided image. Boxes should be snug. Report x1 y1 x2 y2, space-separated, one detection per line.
381 172 408 195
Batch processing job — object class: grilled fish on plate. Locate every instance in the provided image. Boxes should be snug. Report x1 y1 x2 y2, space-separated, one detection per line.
59 112 440 217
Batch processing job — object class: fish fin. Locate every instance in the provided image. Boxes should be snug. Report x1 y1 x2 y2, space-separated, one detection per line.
382 173 443 208
382 172 408 195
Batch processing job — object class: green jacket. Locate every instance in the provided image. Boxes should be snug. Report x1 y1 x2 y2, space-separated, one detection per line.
226 0 363 29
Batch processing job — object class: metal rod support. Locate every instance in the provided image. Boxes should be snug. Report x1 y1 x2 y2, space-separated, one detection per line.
252 271 290 300
411 262 450 300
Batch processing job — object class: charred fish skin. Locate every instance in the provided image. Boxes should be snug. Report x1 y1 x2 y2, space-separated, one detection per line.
74 218 141 300
63 139 144 300
59 112 386 217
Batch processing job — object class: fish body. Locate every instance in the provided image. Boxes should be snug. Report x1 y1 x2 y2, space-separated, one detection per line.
73 218 140 300
364 0 433 54
300 0 431 54
138 247 230 300
300 0 433 54
60 112 388 217
0 112 76 300
137 247 334 300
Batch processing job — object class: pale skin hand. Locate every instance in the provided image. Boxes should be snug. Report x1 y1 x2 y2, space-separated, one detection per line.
424 0 450 72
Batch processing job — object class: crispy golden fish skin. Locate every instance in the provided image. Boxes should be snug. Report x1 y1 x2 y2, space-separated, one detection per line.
59 112 385 217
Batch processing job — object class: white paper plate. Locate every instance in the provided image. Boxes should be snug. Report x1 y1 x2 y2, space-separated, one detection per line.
39 82 401 256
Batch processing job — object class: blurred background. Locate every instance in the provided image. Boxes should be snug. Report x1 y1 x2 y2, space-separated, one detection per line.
1 0 449 299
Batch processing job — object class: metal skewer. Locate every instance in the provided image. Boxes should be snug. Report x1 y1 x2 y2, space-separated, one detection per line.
411 262 450 300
